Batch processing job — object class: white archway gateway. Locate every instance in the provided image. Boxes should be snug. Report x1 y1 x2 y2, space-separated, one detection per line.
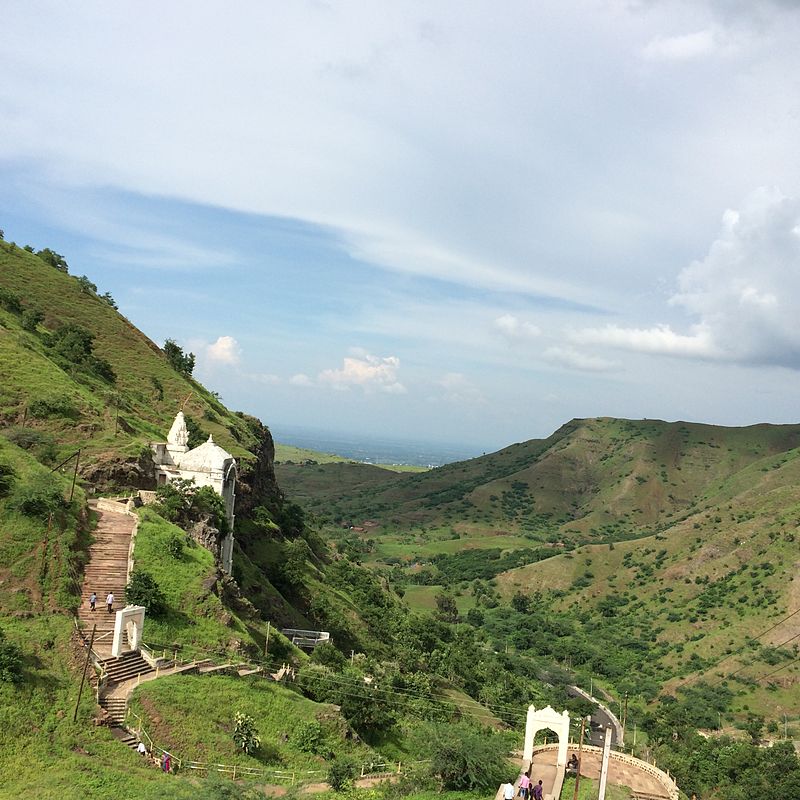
111 605 146 657
523 705 571 768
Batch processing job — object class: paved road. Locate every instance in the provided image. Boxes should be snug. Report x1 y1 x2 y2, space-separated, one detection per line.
566 686 621 747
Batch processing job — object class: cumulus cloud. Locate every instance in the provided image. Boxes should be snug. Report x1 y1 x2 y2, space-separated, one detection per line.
542 346 618 372
318 352 406 394
670 187 800 368
494 314 541 340
289 373 314 387
572 188 800 369
572 323 717 358
205 335 241 365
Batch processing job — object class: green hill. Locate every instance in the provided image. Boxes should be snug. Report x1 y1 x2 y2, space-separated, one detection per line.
2 237 798 800
279 417 800 725
0 239 525 799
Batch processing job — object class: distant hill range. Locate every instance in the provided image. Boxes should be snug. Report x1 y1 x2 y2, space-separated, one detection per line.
277 416 800 543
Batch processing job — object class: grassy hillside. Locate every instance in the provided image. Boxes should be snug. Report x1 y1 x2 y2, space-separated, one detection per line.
275 442 427 473
0 240 271 486
279 417 800 543
278 417 800 725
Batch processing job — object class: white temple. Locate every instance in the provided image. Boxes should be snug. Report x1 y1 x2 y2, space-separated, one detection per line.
151 411 237 574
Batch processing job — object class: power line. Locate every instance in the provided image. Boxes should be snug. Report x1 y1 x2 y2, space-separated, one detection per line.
678 607 800 688
709 629 800 687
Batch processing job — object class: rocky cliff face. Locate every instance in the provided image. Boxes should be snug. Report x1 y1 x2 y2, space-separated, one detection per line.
235 416 283 518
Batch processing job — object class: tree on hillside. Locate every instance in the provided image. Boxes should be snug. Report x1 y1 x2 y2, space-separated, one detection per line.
35 248 68 273
20 309 43 332
429 723 509 791
47 323 116 383
435 592 459 623
163 338 195 376
125 570 166 616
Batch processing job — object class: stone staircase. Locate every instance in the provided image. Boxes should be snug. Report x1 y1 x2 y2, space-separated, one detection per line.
101 650 153 686
77 500 136 657
99 695 140 750
99 695 128 724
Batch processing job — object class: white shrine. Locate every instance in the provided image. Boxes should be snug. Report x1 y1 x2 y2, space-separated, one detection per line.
151 411 237 574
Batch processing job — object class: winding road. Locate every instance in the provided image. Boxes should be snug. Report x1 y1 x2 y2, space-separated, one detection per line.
567 685 624 747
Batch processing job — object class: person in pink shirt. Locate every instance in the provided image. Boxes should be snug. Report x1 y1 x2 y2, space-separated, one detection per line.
518 772 531 800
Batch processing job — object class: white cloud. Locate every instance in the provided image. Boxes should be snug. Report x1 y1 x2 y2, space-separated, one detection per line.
642 29 721 61
572 323 717 358
289 373 314 387
318 352 406 394
542 346 618 372
573 188 800 369
670 187 800 368
205 335 241 365
494 314 541 340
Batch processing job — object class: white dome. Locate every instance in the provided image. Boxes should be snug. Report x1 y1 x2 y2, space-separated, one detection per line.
177 435 234 472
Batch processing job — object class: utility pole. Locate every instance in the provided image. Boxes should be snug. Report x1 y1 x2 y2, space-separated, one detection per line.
622 692 628 742
350 650 355 666
73 624 96 723
69 449 81 502
264 621 271 659
572 717 587 800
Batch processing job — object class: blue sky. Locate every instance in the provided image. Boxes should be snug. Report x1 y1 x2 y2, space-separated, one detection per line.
3 1 800 451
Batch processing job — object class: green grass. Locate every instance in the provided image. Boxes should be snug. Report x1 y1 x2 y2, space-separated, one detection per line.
561 775 633 800
130 672 377 775
0 241 268 477
402 585 476 614
0 436 88 611
0 614 212 800
131 507 290 658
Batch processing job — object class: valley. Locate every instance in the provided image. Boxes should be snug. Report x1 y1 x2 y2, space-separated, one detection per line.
1 239 799 800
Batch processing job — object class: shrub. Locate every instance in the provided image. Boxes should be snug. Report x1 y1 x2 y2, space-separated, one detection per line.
0 628 24 684
9 474 66 518
327 757 357 792
125 570 167 616
20 309 43 332
166 532 184 559
0 288 21 313
429 723 509 791
292 720 327 755
232 712 261 755
0 462 15 497
47 323 116 383
28 395 78 419
309 642 347 671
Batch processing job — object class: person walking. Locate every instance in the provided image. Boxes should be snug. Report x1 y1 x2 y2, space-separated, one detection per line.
503 782 515 800
89 592 97 612
106 591 114 613
532 780 543 800
519 772 531 799
137 741 147 756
